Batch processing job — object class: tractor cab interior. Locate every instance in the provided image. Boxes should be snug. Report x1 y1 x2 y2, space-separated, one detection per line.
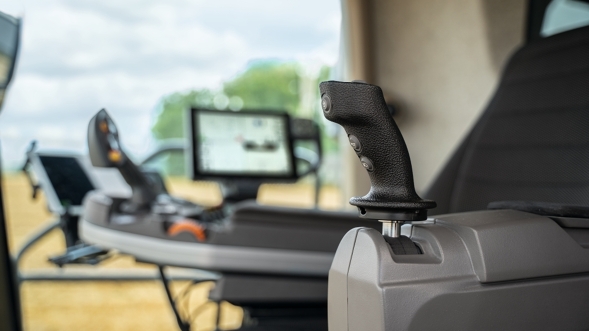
1 0 589 331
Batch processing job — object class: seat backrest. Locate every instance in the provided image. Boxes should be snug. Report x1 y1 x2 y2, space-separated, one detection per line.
426 26 589 215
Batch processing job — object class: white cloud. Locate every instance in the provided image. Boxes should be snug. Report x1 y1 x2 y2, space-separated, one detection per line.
0 0 341 169
0 126 20 139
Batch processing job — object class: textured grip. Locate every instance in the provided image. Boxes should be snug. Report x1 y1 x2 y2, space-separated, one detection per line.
320 81 435 220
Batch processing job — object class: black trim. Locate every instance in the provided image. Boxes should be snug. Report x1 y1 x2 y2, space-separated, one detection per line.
487 200 589 218
526 0 552 42
0 14 20 90
189 108 298 181
0 149 23 331
0 14 23 331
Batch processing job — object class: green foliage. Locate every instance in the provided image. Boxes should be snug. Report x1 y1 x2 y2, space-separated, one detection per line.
223 61 300 113
152 89 215 141
150 60 336 176
317 66 331 90
313 65 339 153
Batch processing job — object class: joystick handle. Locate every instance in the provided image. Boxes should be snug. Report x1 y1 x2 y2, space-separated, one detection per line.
320 81 435 221
87 109 156 210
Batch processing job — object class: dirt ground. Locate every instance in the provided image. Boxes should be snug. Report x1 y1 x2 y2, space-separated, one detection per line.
2 174 342 331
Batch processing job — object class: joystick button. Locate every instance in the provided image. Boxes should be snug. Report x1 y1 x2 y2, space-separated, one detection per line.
360 156 374 172
348 135 362 152
321 94 332 112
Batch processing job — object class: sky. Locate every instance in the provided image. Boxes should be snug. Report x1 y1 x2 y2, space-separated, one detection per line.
0 0 341 170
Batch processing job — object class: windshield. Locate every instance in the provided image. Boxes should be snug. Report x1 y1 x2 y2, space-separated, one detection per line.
0 0 341 171
1 1 342 330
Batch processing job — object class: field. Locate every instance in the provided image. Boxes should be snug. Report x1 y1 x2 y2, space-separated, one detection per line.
2 173 342 331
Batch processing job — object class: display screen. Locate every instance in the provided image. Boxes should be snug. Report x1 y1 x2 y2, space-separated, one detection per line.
192 109 295 178
39 156 95 207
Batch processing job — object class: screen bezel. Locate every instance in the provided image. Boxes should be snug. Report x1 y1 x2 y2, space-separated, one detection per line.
28 151 97 216
189 108 298 181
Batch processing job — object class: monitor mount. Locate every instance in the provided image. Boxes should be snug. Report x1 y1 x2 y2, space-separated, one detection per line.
218 179 263 203
20 142 110 267
320 81 436 250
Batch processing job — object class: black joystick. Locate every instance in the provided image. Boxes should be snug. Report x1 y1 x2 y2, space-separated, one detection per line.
320 81 436 239
87 109 157 211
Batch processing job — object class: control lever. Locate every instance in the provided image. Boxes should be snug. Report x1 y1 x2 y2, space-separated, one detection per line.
21 140 41 200
319 81 436 241
87 109 157 211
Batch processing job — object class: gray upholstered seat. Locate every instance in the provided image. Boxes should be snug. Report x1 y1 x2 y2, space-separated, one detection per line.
426 25 589 215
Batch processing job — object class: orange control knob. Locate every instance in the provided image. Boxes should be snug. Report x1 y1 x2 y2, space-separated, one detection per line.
167 220 206 242
108 150 122 163
99 120 109 133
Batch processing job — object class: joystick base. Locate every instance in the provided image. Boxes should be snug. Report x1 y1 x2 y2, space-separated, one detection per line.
357 206 428 222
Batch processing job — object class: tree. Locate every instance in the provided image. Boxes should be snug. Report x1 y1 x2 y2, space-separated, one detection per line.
152 89 216 141
150 60 335 176
223 61 300 113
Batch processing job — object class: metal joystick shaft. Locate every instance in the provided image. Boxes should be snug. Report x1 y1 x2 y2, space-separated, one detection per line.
319 81 436 248
381 220 403 238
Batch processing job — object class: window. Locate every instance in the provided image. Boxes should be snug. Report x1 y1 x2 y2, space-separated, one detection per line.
2 2 342 330
542 0 589 36
528 0 589 40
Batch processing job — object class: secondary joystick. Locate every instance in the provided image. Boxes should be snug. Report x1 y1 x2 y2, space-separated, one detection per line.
319 81 436 242
87 109 157 211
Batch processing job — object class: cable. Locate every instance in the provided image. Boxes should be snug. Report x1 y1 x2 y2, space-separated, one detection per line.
157 266 191 331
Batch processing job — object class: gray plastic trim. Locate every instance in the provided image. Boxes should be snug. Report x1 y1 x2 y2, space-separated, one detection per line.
437 209 589 283
551 216 589 229
80 218 335 276
328 228 361 331
332 226 589 331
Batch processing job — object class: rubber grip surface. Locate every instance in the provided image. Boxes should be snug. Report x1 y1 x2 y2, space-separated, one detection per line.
320 81 435 214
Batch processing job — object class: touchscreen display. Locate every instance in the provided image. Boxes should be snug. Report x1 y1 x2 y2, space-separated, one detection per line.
39 156 95 207
194 110 294 177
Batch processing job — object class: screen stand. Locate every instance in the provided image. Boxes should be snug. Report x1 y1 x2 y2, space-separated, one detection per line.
219 180 263 203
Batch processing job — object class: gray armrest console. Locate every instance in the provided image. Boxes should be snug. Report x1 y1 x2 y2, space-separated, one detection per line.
329 209 589 331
